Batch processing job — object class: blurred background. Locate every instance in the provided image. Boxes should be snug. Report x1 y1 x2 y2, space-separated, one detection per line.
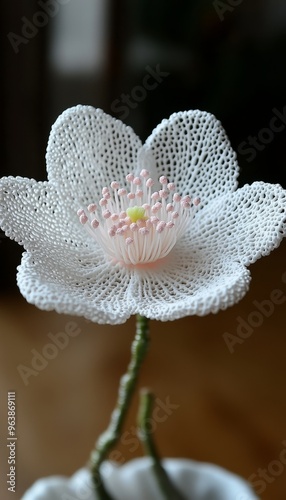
1 1 286 498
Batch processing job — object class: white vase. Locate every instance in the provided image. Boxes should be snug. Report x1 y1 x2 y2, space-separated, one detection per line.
22 457 259 499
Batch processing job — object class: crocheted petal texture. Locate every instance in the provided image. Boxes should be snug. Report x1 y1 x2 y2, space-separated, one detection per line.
194 181 286 265
0 177 137 324
46 106 143 210
126 182 286 321
17 252 137 324
0 177 89 252
143 110 239 206
17 242 250 324
132 247 251 320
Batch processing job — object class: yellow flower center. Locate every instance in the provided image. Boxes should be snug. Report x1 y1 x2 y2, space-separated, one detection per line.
126 206 146 223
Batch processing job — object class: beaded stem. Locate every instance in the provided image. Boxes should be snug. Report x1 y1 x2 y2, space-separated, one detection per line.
137 390 187 500
90 315 150 496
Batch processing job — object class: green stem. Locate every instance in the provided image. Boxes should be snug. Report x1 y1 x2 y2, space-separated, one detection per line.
138 390 187 500
90 315 150 496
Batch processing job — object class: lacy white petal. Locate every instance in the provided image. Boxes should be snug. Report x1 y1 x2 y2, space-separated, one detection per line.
17 253 137 324
22 459 259 500
131 245 251 321
46 105 143 209
143 110 239 207
193 181 286 265
16 238 251 324
0 177 88 252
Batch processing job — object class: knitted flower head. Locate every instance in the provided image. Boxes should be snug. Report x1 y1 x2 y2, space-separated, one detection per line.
0 106 285 324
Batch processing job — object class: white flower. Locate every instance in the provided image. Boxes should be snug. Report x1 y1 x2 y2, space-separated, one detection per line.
22 458 259 500
0 106 285 324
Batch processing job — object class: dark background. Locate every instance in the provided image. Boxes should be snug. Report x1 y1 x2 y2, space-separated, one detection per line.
1 3 286 500
1 0 286 291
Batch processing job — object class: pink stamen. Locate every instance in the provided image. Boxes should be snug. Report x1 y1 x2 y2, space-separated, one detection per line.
181 201 191 209
126 173 134 182
156 221 166 233
173 193 181 203
159 190 168 199
146 178 154 188
133 177 141 186
79 214 88 224
137 219 145 228
181 195 191 204
151 202 162 214
91 218 99 228
118 188 127 196
139 227 149 235
150 216 159 225
140 169 149 178
159 176 168 185
88 204 97 213
142 203 150 211
78 171 197 266
151 192 159 201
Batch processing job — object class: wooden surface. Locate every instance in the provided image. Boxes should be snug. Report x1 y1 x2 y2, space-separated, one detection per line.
1 239 286 499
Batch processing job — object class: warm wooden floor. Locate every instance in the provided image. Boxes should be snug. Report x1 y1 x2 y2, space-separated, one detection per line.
1 240 286 499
